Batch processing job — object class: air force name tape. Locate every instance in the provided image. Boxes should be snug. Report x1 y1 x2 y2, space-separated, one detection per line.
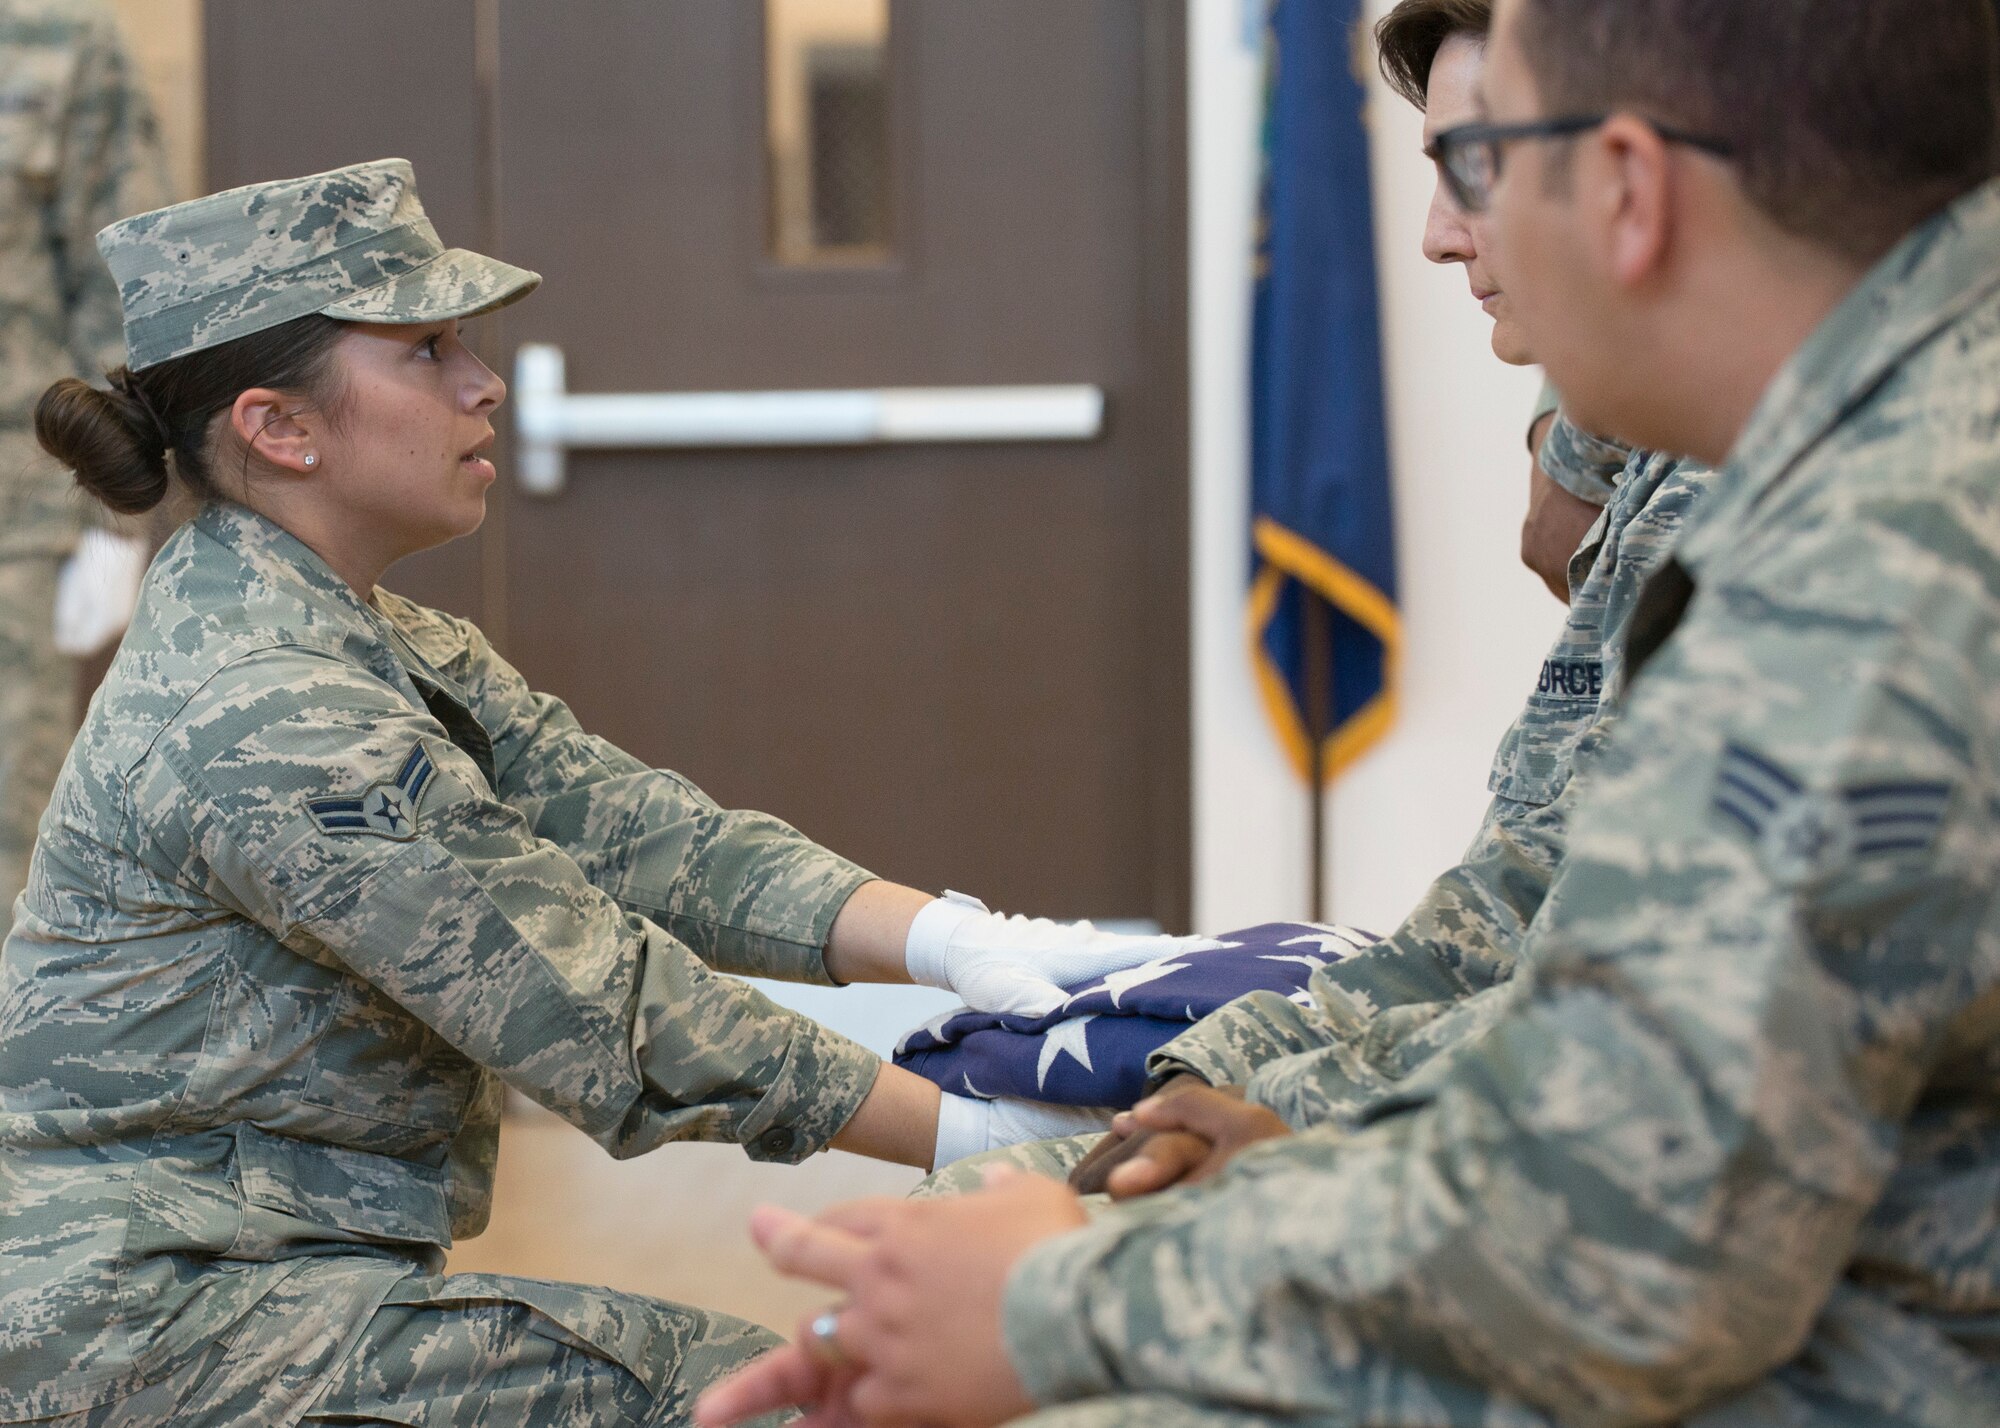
307 742 437 841
1712 741 1952 886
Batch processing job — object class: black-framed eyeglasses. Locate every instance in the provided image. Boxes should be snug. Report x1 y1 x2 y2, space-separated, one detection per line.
1432 115 1733 213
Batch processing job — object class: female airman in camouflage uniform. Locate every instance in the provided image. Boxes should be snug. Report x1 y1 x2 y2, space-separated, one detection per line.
0 157 1190 1426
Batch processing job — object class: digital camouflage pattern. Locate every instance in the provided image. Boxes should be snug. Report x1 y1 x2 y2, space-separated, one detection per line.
1002 179 2000 1427
0 0 164 556
0 544 65 943
98 156 540 371
23 1262 783 1427
1151 433 1711 1119
1537 394 1632 506
0 500 881 1423
1527 377 1615 505
913 1132 1100 1199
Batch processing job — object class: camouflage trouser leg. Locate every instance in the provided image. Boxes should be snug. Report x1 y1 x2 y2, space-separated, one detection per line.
30 1262 783 1428
912 1133 1105 1199
297 1271 783 1427
0 555 71 942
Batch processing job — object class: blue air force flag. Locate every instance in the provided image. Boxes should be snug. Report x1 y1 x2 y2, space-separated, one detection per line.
893 922 1377 1108
1250 0 1399 781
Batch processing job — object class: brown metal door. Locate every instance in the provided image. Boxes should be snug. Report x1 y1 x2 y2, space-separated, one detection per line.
205 1 1188 926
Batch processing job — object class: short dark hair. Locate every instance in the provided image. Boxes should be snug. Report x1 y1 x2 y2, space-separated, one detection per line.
1376 0 1493 110
1513 0 2000 262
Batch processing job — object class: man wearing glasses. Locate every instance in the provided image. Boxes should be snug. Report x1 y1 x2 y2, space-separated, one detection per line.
696 1 2000 1425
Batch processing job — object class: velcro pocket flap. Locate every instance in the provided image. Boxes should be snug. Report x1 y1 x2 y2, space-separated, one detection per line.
233 1123 452 1253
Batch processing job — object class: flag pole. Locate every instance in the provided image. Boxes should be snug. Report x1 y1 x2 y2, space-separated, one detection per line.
1303 593 1332 922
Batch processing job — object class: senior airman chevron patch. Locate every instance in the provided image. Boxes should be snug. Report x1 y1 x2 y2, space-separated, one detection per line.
306 741 437 841
1712 742 1952 886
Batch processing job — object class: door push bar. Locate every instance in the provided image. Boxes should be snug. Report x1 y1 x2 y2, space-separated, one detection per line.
512 343 1106 496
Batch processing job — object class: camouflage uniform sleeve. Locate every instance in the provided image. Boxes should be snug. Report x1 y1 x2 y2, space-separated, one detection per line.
1538 411 1631 506
1002 513 1993 1423
143 648 879 1164
54 6 168 378
1146 790 1565 1100
442 610 875 985
1137 989 1338 1091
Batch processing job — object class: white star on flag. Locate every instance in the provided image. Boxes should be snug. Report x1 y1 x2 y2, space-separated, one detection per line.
1258 954 1329 974
1279 931 1369 958
1036 1015 1098 1092
1096 960 1190 1008
895 1005 967 1056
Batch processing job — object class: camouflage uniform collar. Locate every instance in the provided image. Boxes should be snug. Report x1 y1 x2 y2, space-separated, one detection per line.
1677 177 2000 573
193 499 375 615
188 500 470 698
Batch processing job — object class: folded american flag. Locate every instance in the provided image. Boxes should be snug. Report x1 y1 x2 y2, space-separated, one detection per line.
893 922 1377 1108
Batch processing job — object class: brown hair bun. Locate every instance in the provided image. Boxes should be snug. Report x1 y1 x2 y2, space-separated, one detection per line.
34 374 172 515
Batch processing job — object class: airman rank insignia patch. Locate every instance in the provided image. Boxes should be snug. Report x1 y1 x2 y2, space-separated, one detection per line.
1712 742 1951 886
307 742 437 841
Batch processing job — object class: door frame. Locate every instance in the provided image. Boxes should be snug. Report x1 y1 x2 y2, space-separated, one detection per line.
1131 2 1192 931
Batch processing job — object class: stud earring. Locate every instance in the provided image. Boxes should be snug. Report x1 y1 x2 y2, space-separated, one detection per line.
303 454 318 467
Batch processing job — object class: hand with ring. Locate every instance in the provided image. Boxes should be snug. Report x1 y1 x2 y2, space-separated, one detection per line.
805 1307 853 1368
695 1171 1087 1428
705 1301 868 1428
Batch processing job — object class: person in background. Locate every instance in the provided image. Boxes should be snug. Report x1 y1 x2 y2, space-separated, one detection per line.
696 0 2000 1422
0 0 165 942
0 158 1197 1426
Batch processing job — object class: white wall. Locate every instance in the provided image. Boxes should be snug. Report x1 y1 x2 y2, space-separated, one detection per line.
1190 0 1557 936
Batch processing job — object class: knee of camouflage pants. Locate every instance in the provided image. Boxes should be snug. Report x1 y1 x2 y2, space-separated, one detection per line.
0 555 73 944
298 1272 786 1428
911 1133 1105 1199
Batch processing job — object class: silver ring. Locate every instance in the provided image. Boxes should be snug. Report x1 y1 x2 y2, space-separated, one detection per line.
805 1308 850 1367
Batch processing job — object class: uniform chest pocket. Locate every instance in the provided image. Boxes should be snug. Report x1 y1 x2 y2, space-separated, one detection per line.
1488 607 1616 811
301 976 480 1135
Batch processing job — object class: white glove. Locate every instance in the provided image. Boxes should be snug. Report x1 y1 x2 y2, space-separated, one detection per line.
933 1092 1115 1171
905 891 1222 1017
53 530 147 657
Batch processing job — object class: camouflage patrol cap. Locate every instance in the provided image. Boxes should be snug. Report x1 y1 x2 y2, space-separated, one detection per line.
96 157 540 371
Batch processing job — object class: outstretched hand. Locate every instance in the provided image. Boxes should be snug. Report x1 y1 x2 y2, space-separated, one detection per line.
1067 1071 1208 1194
905 895 1226 1017
1069 1079 1289 1199
694 1171 1089 1428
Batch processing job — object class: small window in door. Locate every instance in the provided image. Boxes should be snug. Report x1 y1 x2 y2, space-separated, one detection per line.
765 0 893 266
